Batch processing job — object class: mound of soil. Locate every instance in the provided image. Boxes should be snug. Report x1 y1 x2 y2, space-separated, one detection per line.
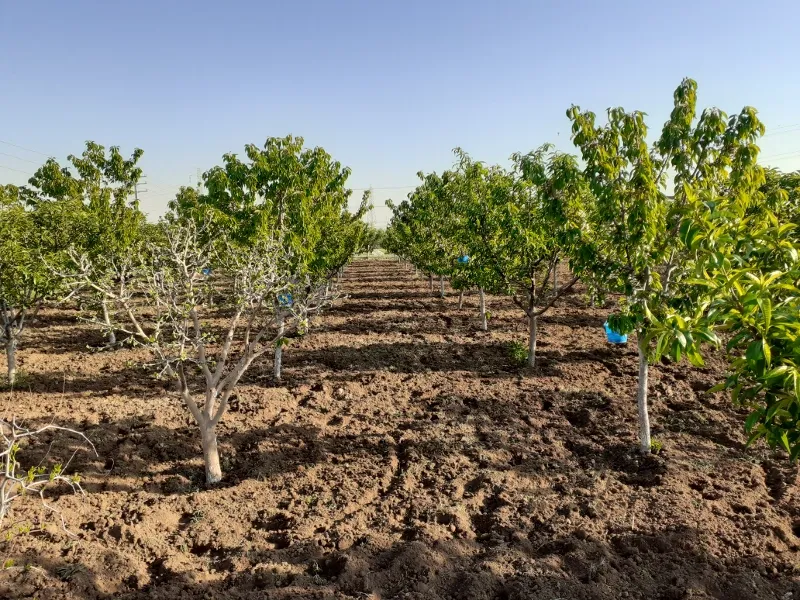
0 258 797 599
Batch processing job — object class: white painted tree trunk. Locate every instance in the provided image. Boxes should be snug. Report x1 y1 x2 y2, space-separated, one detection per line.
439 275 445 298
5 338 16 386
527 315 537 367
274 311 285 381
458 290 464 310
200 424 223 484
479 288 487 331
102 300 116 346
637 335 651 454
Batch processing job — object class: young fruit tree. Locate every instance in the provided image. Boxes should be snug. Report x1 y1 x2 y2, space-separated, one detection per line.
0 185 69 385
168 135 370 380
386 171 461 298
360 224 386 254
445 151 502 329
568 78 765 453
758 168 800 227
80 219 332 484
683 177 800 456
449 147 589 365
706 221 800 456
27 142 147 347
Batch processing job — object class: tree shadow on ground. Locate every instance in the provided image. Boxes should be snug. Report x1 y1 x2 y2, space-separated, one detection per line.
15 414 411 499
286 341 519 375
346 290 448 301
4 260 798 599
9 366 167 397
4 374 798 599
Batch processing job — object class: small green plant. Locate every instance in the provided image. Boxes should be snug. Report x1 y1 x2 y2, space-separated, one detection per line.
507 341 529 367
0 418 96 534
3 522 32 543
189 509 205 525
650 439 664 455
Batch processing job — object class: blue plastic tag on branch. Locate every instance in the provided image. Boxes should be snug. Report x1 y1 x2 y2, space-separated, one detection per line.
277 293 294 307
604 322 627 344
457 255 470 264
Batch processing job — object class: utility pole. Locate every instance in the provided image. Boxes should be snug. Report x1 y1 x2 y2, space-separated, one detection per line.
134 177 148 203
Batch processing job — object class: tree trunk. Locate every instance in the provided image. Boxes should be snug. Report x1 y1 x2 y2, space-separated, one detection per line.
439 275 445 298
274 311 285 381
553 260 558 292
637 335 651 454
201 424 223 484
5 337 16 386
101 300 116 346
479 288 487 331
429 274 433 291
527 314 537 367
458 290 464 310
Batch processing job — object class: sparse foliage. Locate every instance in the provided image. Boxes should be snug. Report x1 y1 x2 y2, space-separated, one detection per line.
0 418 96 534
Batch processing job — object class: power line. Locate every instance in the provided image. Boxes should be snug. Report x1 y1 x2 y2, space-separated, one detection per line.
0 151 40 164
769 123 800 132
761 148 800 160
764 126 800 138
0 164 33 175
764 152 800 163
0 140 54 158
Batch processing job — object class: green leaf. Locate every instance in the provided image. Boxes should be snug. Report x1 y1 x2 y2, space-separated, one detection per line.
744 409 763 432
746 340 763 366
764 365 791 380
731 383 742 405
674 330 687 349
686 347 705 367
757 297 772 333
790 442 800 462
708 382 729 393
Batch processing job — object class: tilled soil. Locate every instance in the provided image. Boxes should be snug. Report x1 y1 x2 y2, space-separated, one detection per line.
0 258 798 599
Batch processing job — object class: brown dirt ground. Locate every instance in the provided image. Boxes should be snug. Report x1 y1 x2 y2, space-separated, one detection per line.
0 258 799 600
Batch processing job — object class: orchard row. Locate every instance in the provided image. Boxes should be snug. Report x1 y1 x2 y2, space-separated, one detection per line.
0 135 379 484
385 79 800 459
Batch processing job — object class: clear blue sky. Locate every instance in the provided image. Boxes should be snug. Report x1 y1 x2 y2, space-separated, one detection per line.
2 0 799 224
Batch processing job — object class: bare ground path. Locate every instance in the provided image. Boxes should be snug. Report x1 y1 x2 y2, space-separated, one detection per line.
0 258 798 599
